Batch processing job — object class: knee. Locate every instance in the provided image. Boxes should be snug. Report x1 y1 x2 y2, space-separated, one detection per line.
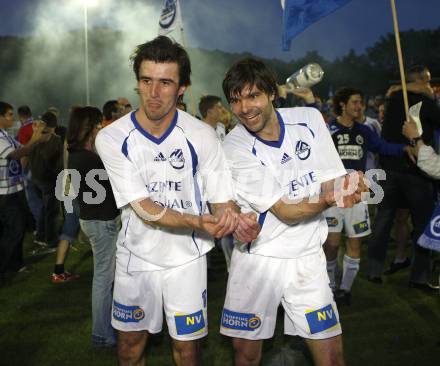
327 348 345 366
117 332 146 365
233 340 261 366
173 340 199 366
324 240 339 257
117 344 143 365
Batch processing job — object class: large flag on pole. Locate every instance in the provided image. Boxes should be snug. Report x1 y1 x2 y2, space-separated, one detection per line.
158 0 183 36
281 0 352 51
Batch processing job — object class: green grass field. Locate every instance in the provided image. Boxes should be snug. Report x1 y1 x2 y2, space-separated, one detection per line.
0 233 439 366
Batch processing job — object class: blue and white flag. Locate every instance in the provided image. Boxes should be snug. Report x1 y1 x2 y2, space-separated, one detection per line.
158 0 183 36
418 202 440 252
282 0 352 51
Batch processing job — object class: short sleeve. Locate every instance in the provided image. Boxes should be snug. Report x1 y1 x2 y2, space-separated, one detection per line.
197 129 234 204
224 143 283 214
95 129 149 208
308 108 346 182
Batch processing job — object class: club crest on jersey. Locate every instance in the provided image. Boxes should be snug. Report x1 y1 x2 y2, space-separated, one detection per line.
8 159 22 177
356 135 364 145
153 152 167 162
295 140 311 160
169 148 185 169
281 152 292 164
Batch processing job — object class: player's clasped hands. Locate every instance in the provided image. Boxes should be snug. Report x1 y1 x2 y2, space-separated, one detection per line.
199 208 238 239
327 171 370 208
199 210 260 242
234 212 260 243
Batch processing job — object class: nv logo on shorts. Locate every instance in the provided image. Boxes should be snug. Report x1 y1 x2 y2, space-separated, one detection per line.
175 310 205 335
113 301 145 323
353 220 369 234
305 304 339 334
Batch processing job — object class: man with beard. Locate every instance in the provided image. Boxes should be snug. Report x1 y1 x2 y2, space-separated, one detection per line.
95 36 258 366
219 58 368 366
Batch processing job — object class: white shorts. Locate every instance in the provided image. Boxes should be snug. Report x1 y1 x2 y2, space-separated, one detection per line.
220 249 342 340
324 202 371 238
112 254 208 341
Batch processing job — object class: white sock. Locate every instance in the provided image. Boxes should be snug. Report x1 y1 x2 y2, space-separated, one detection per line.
326 258 338 291
340 255 360 292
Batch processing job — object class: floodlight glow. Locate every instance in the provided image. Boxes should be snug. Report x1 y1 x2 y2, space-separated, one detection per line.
82 0 98 7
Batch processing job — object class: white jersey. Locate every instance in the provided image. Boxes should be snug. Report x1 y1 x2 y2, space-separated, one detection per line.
215 122 226 142
224 107 346 259
96 110 233 271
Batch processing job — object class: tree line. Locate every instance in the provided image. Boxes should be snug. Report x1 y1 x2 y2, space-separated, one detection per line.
1 27 439 120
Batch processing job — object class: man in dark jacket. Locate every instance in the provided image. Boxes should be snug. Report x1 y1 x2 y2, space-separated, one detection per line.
368 65 440 290
29 111 63 248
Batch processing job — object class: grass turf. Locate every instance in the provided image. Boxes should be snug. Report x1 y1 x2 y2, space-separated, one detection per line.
0 233 439 366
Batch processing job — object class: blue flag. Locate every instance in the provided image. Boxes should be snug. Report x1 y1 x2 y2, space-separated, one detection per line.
282 0 352 51
417 202 440 252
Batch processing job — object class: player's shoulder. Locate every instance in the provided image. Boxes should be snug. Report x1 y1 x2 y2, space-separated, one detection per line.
176 110 218 142
278 106 322 123
279 107 327 140
354 121 373 135
96 112 134 147
224 123 254 150
279 107 326 134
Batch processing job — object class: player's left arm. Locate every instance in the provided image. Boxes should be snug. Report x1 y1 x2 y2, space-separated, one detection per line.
270 170 367 225
269 109 367 224
364 124 406 156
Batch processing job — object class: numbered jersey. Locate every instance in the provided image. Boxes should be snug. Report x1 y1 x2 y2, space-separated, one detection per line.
224 107 346 259
96 110 234 271
327 119 404 172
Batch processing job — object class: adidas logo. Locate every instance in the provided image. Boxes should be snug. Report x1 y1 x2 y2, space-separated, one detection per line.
281 152 292 164
153 152 167 162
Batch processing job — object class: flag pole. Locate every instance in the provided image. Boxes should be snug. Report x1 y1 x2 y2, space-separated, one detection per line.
179 27 197 117
390 0 409 121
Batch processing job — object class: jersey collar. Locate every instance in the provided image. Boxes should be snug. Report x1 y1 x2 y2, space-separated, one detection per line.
130 109 178 145
249 110 285 149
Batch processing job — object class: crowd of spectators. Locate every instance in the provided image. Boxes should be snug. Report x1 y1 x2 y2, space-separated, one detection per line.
0 59 439 355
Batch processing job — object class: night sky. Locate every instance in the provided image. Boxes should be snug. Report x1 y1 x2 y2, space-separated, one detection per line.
0 0 439 60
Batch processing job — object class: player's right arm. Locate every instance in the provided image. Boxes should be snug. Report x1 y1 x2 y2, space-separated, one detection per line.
130 197 236 238
95 129 236 239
